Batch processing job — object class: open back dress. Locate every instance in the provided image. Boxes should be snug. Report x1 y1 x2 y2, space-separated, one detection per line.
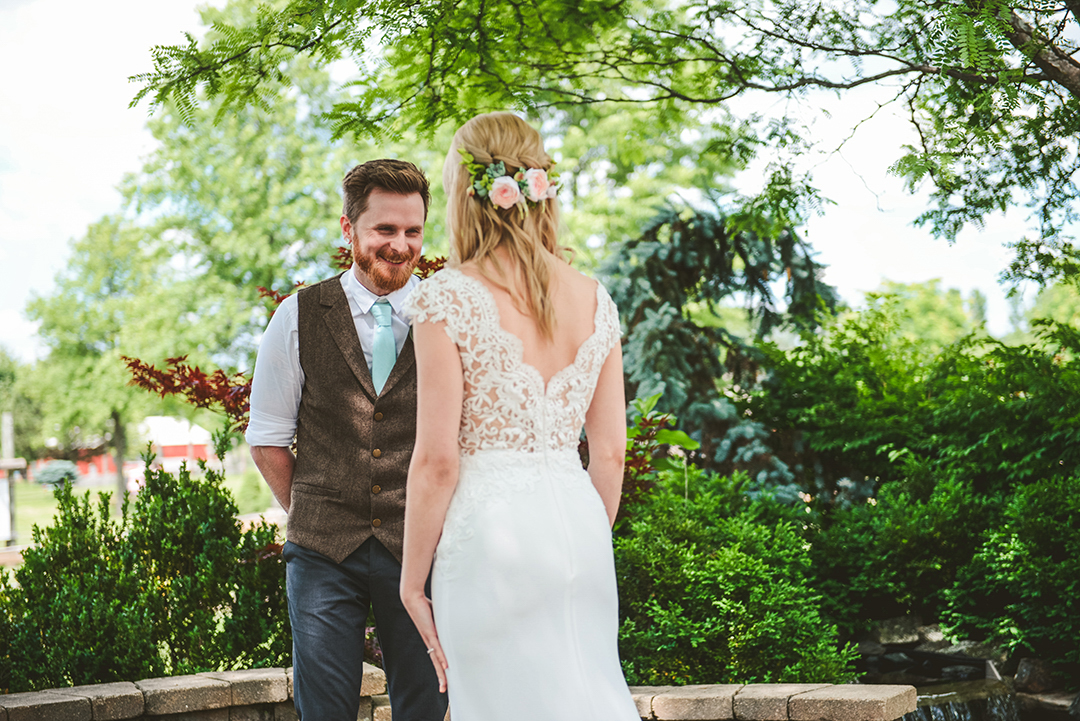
406 267 639 721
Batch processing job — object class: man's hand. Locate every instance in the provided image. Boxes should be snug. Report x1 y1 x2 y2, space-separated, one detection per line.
250 446 296 512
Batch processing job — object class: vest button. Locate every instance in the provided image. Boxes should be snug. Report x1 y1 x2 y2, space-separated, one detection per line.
372 449 382 458
374 412 384 421
372 485 381 494
372 518 382 528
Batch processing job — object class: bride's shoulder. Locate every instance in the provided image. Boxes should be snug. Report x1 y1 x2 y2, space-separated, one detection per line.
555 262 612 302
404 267 479 323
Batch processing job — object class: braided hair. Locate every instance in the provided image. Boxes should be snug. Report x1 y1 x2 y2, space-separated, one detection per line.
443 112 568 339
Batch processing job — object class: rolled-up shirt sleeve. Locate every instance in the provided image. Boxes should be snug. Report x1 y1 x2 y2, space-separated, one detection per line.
245 294 304 447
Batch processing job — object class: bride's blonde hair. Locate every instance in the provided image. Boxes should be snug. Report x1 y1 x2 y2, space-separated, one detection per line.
444 112 568 339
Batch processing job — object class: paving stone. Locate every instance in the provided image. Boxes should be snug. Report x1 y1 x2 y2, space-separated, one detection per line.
356 697 373 721
361 665 387 697
199 669 289 705
144 709 230 721
734 684 833 721
629 686 670 719
372 695 391 721
46 682 144 720
285 669 293 700
652 684 743 721
228 705 275 721
790 684 916 721
273 701 298 721
0 691 90 721
136 675 231 716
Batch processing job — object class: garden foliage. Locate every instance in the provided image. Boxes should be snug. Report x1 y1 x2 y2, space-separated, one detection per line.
602 204 836 503
942 475 1080 677
615 469 856 685
0 458 288 692
807 478 991 637
739 299 1080 679
748 309 1080 504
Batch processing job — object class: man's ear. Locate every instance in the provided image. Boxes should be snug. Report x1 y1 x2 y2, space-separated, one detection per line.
340 215 353 242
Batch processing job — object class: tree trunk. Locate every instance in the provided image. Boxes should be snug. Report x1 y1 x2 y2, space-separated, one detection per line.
111 408 127 503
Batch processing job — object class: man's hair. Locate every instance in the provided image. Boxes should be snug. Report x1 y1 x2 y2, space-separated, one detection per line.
342 159 431 223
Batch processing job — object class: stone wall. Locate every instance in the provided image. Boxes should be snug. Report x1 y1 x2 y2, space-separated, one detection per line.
0 667 916 721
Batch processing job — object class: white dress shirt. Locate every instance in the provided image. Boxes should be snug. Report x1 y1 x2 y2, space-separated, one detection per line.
245 268 419 448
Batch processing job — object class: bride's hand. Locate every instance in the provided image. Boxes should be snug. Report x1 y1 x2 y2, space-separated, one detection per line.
401 589 449 693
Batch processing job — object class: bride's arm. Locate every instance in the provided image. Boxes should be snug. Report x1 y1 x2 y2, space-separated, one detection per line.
583 342 626 527
400 318 463 693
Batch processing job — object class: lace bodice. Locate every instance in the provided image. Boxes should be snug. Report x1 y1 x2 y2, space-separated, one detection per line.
405 267 621 454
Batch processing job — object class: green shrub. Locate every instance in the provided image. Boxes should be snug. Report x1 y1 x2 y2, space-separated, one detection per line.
942 476 1080 679
0 460 288 692
34 460 79 487
616 470 856 685
1 488 160 691
806 476 992 637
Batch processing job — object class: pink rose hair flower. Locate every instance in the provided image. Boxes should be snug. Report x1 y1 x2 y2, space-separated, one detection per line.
458 148 559 212
523 168 551 203
489 176 523 209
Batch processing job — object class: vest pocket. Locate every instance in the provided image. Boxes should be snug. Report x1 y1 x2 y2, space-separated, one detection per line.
293 482 341 498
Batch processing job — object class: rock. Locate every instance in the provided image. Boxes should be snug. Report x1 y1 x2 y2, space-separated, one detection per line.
914 624 951 652
857 640 886 657
941 665 983 682
861 671 937 686
1014 658 1056 694
882 653 913 670
872 616 921 645
918 624 945 644
942 640 1007 663
1069 691 1080 719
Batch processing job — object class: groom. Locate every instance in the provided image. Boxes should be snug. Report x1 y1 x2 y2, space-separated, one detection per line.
247 159 448 721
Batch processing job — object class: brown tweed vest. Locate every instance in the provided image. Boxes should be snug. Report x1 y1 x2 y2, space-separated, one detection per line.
289 273 417 564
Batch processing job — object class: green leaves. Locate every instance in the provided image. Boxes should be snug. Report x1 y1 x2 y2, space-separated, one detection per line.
615 471 857 684
133 0 1080 284
942 475 1080 677
0 461 288 691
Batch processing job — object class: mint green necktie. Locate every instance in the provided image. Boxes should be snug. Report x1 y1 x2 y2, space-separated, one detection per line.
371 299 396 394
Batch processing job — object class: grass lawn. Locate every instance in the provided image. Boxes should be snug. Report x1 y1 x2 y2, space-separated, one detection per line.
9 467 274 546
13 479 72 545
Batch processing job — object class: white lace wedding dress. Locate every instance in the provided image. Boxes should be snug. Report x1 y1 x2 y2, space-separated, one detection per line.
406 268 640 721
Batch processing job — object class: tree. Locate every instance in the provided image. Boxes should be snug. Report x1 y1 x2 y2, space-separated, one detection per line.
0 348 46 462
601 204 838 500
871 280 986 351
25 57 449 472
133 0 1080 285
25 218 183 497
1026 281 1080 327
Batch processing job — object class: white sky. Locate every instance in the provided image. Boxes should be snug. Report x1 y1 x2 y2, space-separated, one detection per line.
0 0 1032 364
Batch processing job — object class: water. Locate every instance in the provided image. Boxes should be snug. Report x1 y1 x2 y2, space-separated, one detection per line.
900 680 1021 721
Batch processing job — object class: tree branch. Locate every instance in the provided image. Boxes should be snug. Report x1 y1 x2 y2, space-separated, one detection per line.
1002 8 1080 99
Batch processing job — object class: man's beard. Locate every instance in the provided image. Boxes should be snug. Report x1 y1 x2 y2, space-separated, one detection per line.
354 246 420 293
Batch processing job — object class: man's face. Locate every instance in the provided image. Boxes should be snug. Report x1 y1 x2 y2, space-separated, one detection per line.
341 188 425 295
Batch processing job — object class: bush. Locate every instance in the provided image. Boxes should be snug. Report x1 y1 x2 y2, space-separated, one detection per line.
616 469 856 685
0 460 288 692
942 476 1080 680
806 476 992 637
34 460 79 487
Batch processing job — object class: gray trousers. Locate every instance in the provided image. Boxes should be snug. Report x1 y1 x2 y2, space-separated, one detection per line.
284 537 448 721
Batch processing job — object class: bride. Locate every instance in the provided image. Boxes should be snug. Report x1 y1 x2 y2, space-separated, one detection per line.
399 112 640 720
